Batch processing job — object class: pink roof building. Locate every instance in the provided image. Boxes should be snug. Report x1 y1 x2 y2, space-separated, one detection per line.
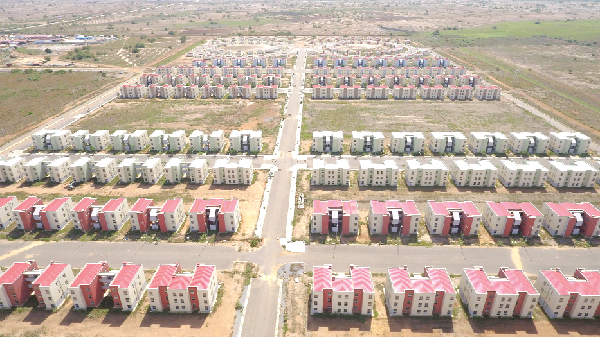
0 260 38 308
164 264 218 313
31 261 74 309
425 201 481 236
188 198 241 233
0 196 18 229
311 264 374 316
40 197 73 231
536 268 600 319
541 202 600 238
68 261 109 310
70 197 98 232
483 202 543 237
12 196 43 231
108 262 146 311
312 200 359 235
368 200 420 236
147 263 181 312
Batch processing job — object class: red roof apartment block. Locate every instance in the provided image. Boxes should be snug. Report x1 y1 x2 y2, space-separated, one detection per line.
158 198 185 232
98 198 129 231
40 197 73 231
147 263 181 312
425 201 481 236
128 198 155 232
70 197 98 232
12 196 43 231
68 261 109 310
460 266 539 318
542 202 600 238
385 266 455 317
108 262 146 311
536 268 600 319
188 198 241 233
0 196 18 229
483 202 543 237
311 264 374 315
164 264 218 313
312 200 359 235
31 261 74 309
368 200 420 236
0 260 38 308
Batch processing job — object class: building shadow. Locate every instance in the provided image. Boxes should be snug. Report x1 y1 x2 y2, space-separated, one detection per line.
455 185 497 193
310 184 350 192
23 307 53 325
208 183 250 191
306 314 372 332
467 316 538 334
549 317 600 335
59 309 87 326
139 311 207 328
387 315 454 333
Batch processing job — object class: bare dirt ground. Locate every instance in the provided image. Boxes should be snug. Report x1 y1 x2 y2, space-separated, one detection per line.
0 171 268 246
0 263 253 337
293 171 600 247
285 274 600 337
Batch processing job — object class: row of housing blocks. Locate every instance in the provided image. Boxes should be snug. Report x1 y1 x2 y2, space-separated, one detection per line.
121 83 278 99
313 55 452 69
0 155 254 186
308 199 600 238
313 264 600 320
0 196 241 234
0 260 219 314
311 131 591 155
30 128 263 153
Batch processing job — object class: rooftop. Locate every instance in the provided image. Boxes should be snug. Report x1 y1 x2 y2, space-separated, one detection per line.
149 264 180 289
487 202 543 218
161 199 182 213
0 261 35 285
33 263 69 287
429 201 480 217
14 196 41 211
168 275 193 290
0 196 17 209
370 200 419 216
42 197 71 213
70 262 107 287
102 198 126 212
313 200 359 216
71 197 97 212
111 264 142 288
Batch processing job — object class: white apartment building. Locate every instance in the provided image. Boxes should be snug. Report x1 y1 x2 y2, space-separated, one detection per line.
70 130 89 151
419 85 444 100
255 85 278 99
548 132 591 155
541 202 600 238
0 157 26 182
32 130 59 151
547 160 598 188
449 159 498 187
117 158 138 183
312 131 344 153
108 263 147 312
158 199 185 232
312 159 350 186
89 130 110 151
94 157 118 183
498 160 549 188
69 157 92 183
165 264 219 313
120 84 148 98
536 268 600 319
473 85 501 100
149 130 167 151
390 132 425 154
110 130 128 152
368 200 420 235
168 130 187 152
164 158 183 184
392 85 417 99
212 158 253 185
311 265 374 316
405 159 449 187
446 85 472 100
351 131 385 153
24 157 47 182
40 197 73 231
358 160 399 187
312 85 334 99
482 201 544 237
31 262 74 310
48 157 71 183
0 196 18 229
460 267 539 318
129 130 150 151
428 132 467 154
229 130 262 152
339 85 361 99
49 130 72 151
189 158 209 184
468 132 509 154
141 158 164 184
509 132 549 155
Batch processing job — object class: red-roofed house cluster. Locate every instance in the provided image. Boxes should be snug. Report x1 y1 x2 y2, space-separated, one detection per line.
128 198 186 232
188 198 241 233
312 200 359 235
425 201 481 236
536 268 600 319
385 266 456 316
368 200 421 235
311 264 374 315
541 202 600 238
482 202 544 237
459 266 540 318
146 263 218 313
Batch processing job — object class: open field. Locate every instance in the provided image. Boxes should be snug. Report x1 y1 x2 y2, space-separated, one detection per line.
292 170 600 248
0 70 126 147
0 262 256 337
0 170 268 247
300 99 555 154
285 273 600 337
70 98 284 154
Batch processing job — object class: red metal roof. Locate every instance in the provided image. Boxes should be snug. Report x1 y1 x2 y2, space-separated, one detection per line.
149 264 179 289
42 197 71 213
0 196 16 208
102 198 126 212
33 263 69 287
111 264 142 288
546 202 600 218
313 200 358 216
370 200 419 216
487 202 542 217
161 199 182 213
388 268 412 292
70 263 106 287
313 266 332 291
130 198 153 213
429 201 480 217
71 197 97 212
332 278 353 292
168 275 192 290
465 269 494 294
579 270 600 293
569 281 598 296
351 267 374 292
541 270 573 296
426 268 456 294
189 198 224 213
14 197 41 211
412 279 435 293
489 279 517 295
0 262 34 285
502 269 538 295
221 200 238 213
190 265 215 290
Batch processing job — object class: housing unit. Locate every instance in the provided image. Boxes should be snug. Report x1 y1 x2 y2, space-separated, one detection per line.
541 202 600 238
358 160 399 187
339 85 361 99
311 265 374 315
48 157 71 183
351 131 385 153
392 85 417 99
446 85 472 100
117 158 138 183
164 158 182 184
547 160 598 188
120 84 148 98
0 197 18 229
405 159 449 187
23 157 47 182
548 132 590 155
161 264 219 313
89 130 110 151
212 158 253 185
97 198 129 231
0 260 38 308
32 130 71 151
12 196 43 231
157 199 185 232
40 197 73 231
425 201 481 236
482 202 544 237
189 158 209 184
110 130 129 151
419 85 444 100
368 200 420 235
0 156 26 182
69 157 92 183
229 130 262 153
311 159 350 186
449 159 498 187
255 85 278 99
536 268 600 319
146 263 181 312
312 200 359 235
68 261 110 310
30 262 74 310
108 262 147 311
498 160 549 188
428 132 467 154
468 132 509 154
129 130 150 151
460 267 539 318
188 199 241 233
94 157 118 183
70 130 89 151
141 158 164 184
385 266 455 316
508 132 549 155
128 198 155 232
390 132 425 154
70 197 98 232
312 85 334 99
473 85 501 100
312 131 344 153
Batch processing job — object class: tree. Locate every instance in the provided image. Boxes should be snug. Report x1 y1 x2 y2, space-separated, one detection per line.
44 56 51 61
433 30 440 35
44 48 52 54
181 35 187 43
